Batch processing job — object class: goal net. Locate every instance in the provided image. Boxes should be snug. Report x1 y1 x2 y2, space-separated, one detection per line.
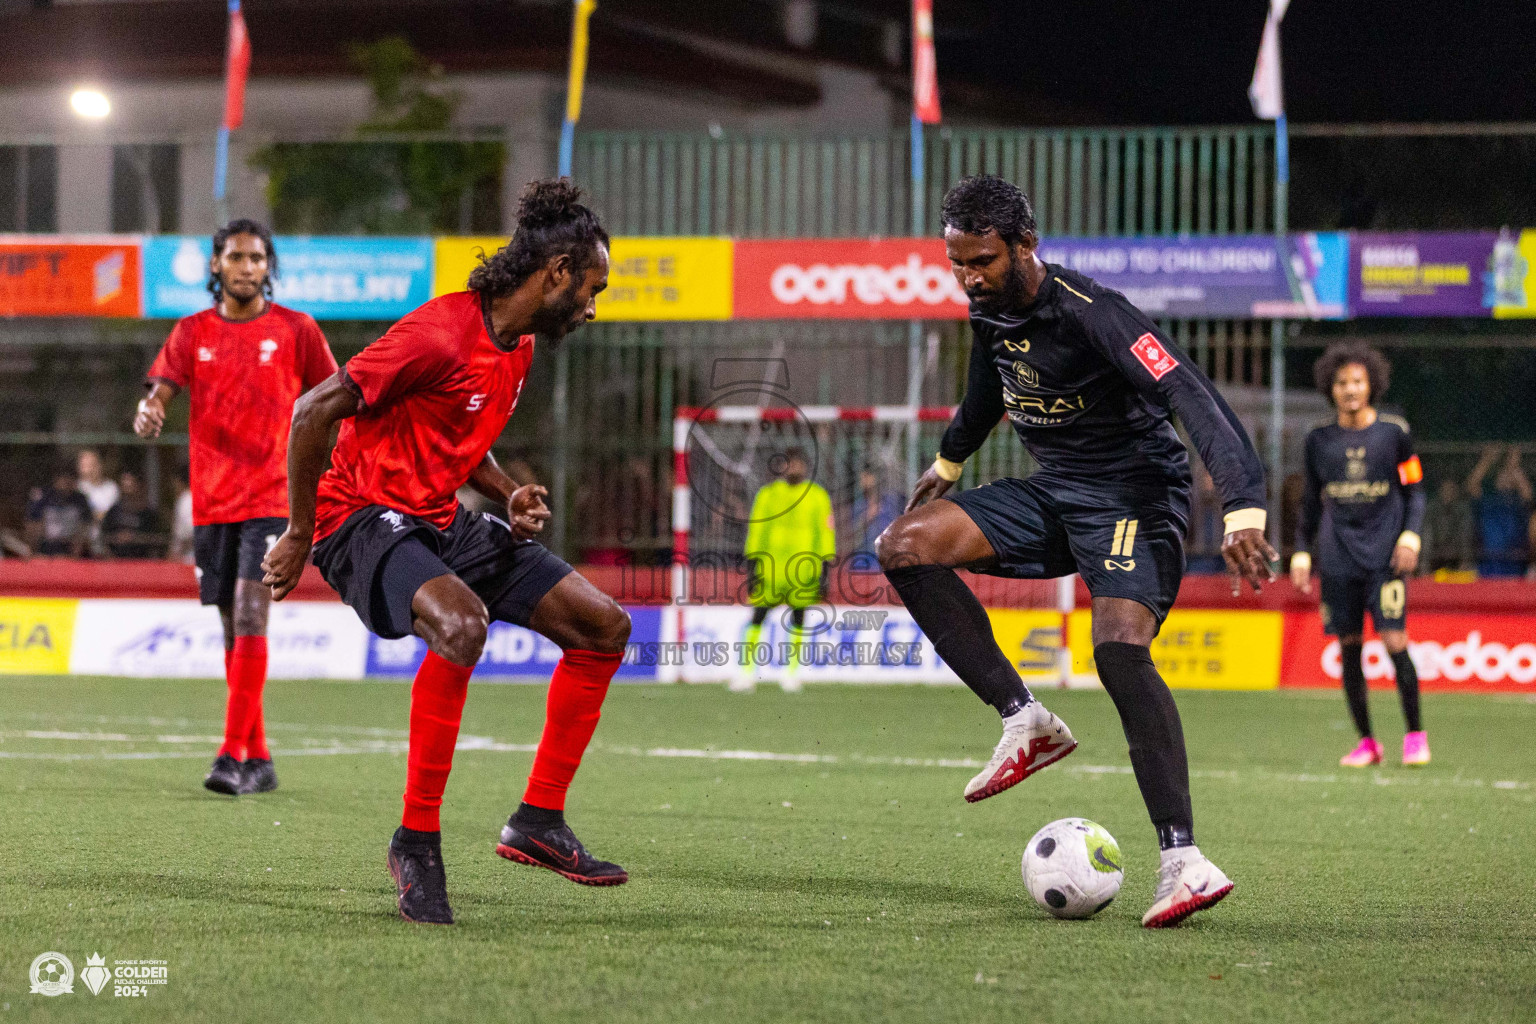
669 404 1080 685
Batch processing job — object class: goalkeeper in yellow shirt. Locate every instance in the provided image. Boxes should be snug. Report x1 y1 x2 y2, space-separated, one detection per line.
733 447 836 693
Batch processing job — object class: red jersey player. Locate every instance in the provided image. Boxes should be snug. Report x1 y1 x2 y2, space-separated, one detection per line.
262 180 629 925
135 219 337 798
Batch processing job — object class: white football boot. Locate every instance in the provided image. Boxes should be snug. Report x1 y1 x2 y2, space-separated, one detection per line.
962 701 1077 803
1141 848 1234 928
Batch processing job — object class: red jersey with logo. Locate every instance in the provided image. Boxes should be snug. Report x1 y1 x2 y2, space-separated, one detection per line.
313 291 534 542
149 303 337 525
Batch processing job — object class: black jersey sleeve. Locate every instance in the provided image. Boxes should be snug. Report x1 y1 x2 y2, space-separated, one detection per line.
1078 295 1268 516
1296 429 1324 553
1396 424 1427 539
937 326 1004 463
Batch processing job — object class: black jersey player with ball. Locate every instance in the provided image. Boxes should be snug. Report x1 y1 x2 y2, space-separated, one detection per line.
876 175 1276 928
1291 343 1429 768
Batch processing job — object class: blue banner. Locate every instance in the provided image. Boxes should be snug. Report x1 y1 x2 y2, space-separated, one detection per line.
365 606 663 681
141 235 434 320
1036 233 1349 320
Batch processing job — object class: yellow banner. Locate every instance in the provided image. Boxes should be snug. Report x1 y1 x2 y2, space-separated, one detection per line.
433 236 734 321
1067 609 1281 690
0 598 77 675
1492 229 1536 319
986 609 1065 680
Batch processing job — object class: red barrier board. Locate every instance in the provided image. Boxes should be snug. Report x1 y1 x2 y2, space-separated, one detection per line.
0 238 141 317
733 239 969 319
1281 612 1536 693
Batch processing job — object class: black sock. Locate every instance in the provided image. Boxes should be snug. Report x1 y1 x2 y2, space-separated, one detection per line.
510 802 565 831
884 564 1031 717
1390 649 1422 733
1093 642 1193 850
1340 641 1372 739
392 825 441 850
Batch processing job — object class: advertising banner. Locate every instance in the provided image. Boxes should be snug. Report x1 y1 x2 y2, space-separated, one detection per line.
733 239 968 319
366 606 663 680
0 237 140 317
144 236 433 320
1490 228 1535 318
1348 231 1497 317
1281 612 1536 693
733 235 1346 320
68 600 368 679
1039 233 1347 319
1068 609 1282 689
435 237 734 321
0 598 77 675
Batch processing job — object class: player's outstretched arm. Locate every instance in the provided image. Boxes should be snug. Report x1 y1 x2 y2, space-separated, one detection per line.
262 372 359 600
909 332 1001 512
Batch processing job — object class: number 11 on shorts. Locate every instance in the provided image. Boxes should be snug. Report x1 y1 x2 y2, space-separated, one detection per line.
1111 518 1138 558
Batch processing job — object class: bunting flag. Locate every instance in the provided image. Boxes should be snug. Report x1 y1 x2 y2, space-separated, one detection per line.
912 0 941 125
1248 0 1288 120
222 0 251 130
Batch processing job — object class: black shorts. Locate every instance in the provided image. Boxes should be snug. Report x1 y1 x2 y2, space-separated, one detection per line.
312 504 573 640
946 473 1189 626
193 517 287 606
1320 572 1408 637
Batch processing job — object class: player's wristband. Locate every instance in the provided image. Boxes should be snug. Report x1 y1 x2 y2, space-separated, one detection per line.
1222 508 1267 534
1396 531 1421 553
932 454 965 482
1291 551 1311 574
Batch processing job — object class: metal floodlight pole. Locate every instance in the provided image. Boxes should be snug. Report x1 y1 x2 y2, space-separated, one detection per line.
906 111 926 490
1268 113 1289 551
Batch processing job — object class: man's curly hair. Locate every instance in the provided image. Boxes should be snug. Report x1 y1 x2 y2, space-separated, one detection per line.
207 218 277 302
940 174 1038 246
1314 341 1392 405
468 179 609 297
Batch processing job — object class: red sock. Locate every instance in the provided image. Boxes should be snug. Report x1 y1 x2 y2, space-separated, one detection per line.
401 651 474 832
522 649 622 811
219 636 267 760
239 636 271 761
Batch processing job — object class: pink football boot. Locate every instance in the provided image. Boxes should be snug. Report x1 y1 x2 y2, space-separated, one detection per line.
1402 731 1431 766
1340 737 1383 767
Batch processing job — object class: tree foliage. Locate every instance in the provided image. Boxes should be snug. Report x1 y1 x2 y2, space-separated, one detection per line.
252 37 503 234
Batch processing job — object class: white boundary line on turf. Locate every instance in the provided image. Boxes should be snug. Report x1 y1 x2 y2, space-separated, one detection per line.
1 729 1530 793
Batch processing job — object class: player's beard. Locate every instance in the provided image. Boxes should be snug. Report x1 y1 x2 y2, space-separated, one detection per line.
530 278 587 348
967 253 1030 315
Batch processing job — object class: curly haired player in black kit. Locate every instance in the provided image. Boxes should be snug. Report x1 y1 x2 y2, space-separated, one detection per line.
876 175 1277 928
1292 343 1429 768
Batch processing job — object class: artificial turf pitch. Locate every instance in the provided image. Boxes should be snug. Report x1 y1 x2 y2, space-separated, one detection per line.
1 676 1532 1023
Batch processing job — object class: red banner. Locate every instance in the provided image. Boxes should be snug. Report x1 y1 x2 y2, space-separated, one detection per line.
733 239 968 320
0 240 141 318
1281 612 1536 693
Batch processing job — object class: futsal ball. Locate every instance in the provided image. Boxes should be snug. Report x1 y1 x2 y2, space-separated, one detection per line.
1022 818 1124 919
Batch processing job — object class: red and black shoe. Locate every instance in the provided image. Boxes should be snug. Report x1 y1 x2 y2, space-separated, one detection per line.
496 820 628 886
387 830 455 925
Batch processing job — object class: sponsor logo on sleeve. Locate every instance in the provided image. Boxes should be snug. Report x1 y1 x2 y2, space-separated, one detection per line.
1129 333 1179 380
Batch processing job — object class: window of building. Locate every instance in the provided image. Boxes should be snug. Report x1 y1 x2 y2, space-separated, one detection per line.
0 145 59 232
110 143 180 233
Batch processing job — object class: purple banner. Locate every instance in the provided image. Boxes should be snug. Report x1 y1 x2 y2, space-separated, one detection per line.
1037 234 1347 319
1349 231 1496 317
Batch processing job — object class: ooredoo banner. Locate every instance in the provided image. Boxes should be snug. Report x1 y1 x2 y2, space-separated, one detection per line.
0 236 141 317
732 239 968 319
1281 612 1536 693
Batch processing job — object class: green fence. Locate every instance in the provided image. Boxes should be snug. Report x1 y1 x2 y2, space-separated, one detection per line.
575 126 1277 238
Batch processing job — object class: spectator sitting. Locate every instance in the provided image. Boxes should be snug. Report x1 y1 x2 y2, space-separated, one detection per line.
24 467 94 557
103 471 163 558
1467 444 1533 577
169 465 194 563
76 448 120 521
1423 477 1476 573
